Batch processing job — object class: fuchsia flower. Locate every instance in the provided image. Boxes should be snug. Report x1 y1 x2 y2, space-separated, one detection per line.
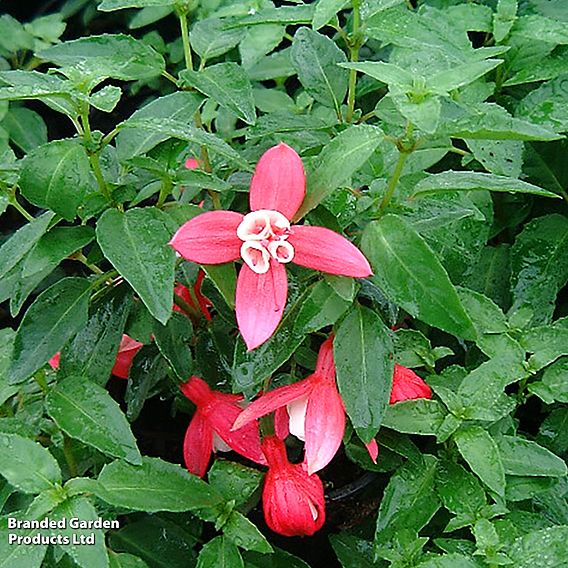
170 143 372 350
261 436 326 537
185 157 200 170
48 334 143 380
390 364 432 404
233 336 344 475
180 376 266 478
173 271 212 320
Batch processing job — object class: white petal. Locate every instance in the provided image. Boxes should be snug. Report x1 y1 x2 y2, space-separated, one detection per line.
287 397 308 441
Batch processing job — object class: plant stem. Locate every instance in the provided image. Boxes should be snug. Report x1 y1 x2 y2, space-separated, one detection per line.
378 149 410 214
156 178 172 208
9 195 34 221
74 253 104 274
179 11 193 72
346 0 361 123
81 103 113 203
162 70 179 85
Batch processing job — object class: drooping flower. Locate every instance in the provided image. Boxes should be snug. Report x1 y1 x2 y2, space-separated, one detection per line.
48 334 143 380
180 376 266 478
390 364 432 404
173 271 212 320
170 143 372 350
261 435 326 537
233 336 344 474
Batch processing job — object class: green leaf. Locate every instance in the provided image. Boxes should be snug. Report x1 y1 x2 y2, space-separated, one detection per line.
517 73 568 133
96 208 176 325
0 432 61 493
375 455 439 544
362 215 476 340
329 533 377 568
339 61 412 87
335 305 394 443
190 19 244 61
228 5 314 26
108 515 198 568
19 139 95 220
98 0 176 10
382 399 446 435
513 14 568 44
415 554 479 568
290 27 348 110
3 107 47 152
493 0 517 43
538 407 568 456
208 460 263 508
240 25 284 69
59 287 132 385
39 34 165 83
95 457 222 512
295 124 383 218
126 345 167 421
90 85 122 113
412 171 558 199
117 117 247 168
153 312 193 380
0 70 78 118
361 0 407 21
521 318 568 371
436 461 486 528
116 92 203 161
313 0 349 30
507 526 568 568
51 496 109 568
454 427 505 496
222 511 273 553
46 376 142 465
0 329 17 406
9 277 91 384
196 536 243 568
295 280 351 334
0 211 54 281
539 357 568 402
496 436 567 477
203 264 236 309
510 214 568 326
441 102 561 141
0 519 47 568
10 226 95 315
180 63 255 125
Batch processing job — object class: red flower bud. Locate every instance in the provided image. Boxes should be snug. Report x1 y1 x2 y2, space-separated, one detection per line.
261 436 326 537
390 364 432 404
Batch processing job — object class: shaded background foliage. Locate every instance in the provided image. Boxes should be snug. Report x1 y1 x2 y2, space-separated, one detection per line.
1 0 568 567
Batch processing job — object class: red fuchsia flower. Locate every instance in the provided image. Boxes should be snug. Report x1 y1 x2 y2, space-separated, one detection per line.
48 334 143 380
180 376 266 478
170 143 372 350
390 364 432 404
185 157 200 170
173 271 212 320
261 435 326 537
233 336 344 475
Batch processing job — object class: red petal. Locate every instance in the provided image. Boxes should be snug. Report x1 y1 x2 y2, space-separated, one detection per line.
304 380 345 474
274 406 290 440
232 379 313 431
183 411 213 478
235 260 288 351
249 143 306 220
288 225 372 277
169 211 243 264
111 334 143 379
315 335 335 380
208 398 266 465
48 353 60 370
390 364 432 404
365 439 379 464
185 158 199 169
